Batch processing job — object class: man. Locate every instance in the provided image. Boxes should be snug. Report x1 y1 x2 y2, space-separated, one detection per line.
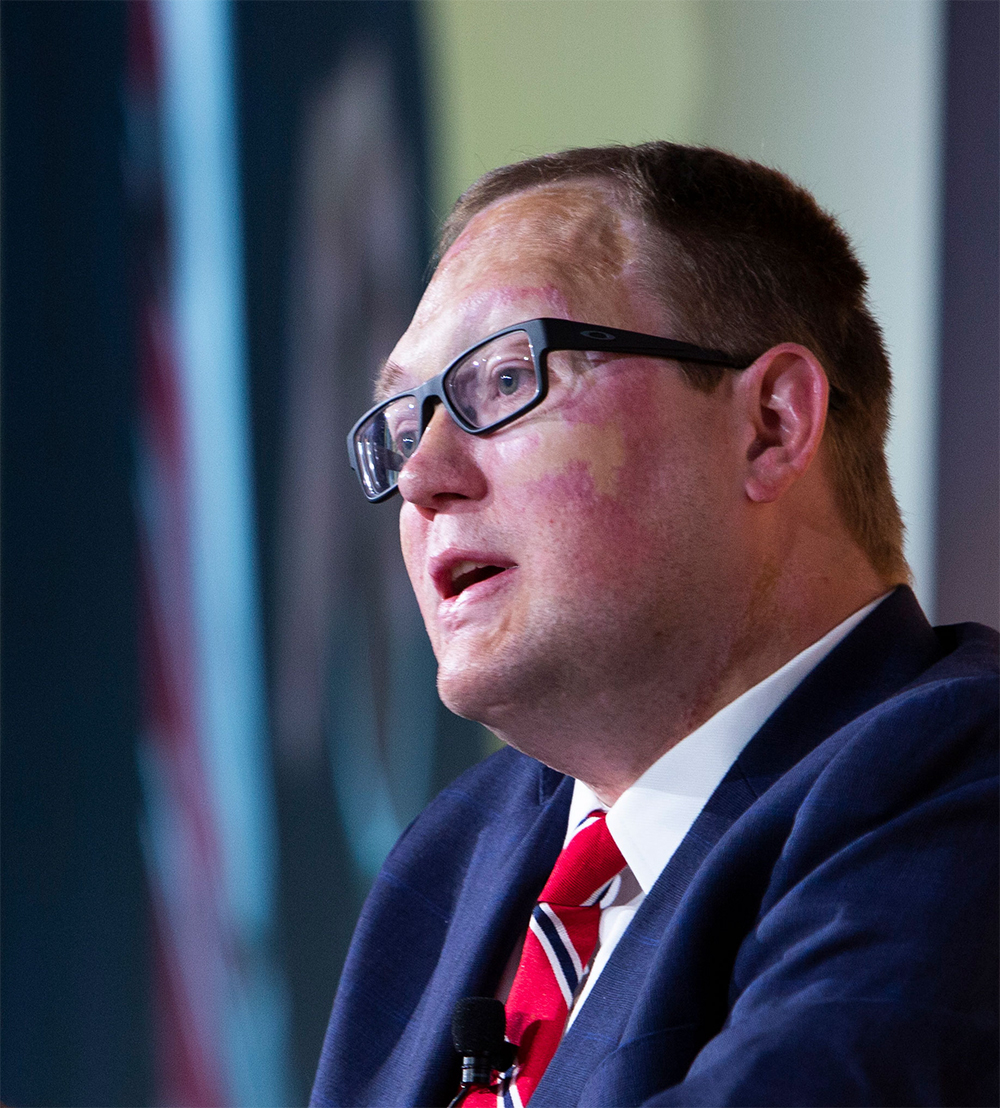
311 143 998 1107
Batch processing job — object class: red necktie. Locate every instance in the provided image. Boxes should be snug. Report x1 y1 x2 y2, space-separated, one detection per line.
464 810 626 1107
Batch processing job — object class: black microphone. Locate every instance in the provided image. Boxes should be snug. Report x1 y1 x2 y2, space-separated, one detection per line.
449 997 515 1106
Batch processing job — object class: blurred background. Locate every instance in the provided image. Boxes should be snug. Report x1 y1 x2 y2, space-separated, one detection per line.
1 1 996 1104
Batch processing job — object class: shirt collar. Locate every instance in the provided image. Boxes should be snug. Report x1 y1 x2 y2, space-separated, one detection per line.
567 593 889 892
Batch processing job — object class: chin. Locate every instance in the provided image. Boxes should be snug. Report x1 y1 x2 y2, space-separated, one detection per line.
435 644 573 742
434 645 521 724
435 664 498 725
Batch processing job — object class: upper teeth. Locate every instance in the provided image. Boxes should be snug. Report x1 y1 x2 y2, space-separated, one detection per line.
451 560 488 584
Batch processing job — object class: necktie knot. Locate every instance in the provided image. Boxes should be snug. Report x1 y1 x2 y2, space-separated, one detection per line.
539 810 626 908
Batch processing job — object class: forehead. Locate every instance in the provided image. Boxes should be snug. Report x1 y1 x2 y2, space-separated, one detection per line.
428 184 640 326
444 183 634 278
378 185 659 397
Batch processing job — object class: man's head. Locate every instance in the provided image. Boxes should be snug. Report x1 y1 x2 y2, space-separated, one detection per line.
436 142 907 585
364 142 901 790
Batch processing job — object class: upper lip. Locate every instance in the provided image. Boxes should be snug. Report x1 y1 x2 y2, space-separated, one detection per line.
429 550 516 600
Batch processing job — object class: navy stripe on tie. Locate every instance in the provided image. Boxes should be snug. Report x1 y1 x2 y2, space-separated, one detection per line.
532 904 579 995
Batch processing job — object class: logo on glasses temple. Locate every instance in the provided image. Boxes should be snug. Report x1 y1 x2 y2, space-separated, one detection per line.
579 329 616 341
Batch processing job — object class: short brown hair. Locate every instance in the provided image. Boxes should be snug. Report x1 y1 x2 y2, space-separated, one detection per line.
436 142 909 584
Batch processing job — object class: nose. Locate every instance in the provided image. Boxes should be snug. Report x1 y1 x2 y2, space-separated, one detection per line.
396 403 488 510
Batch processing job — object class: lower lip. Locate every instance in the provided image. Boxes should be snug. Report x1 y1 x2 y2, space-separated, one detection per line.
437 566 517 628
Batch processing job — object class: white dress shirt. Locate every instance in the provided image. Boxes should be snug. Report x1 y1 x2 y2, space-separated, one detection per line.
561 593 887 1028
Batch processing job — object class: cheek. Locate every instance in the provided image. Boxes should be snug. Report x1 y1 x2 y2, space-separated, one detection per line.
496 442 666 585
497 421 627 498
515 471 667 604
492 371 665 503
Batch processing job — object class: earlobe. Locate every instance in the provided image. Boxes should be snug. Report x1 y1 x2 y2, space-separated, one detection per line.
742 344 829 504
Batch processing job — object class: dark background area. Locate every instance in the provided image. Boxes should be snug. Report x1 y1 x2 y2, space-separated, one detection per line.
1 4 149 1104
934 0 1000 629
2 2 996 1105
2 3 486 1104
233 3 483 1097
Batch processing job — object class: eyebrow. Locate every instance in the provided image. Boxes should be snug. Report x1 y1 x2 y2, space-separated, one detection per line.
373 358 409 402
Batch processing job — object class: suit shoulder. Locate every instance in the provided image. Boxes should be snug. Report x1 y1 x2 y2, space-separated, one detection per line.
931 619 999 681
385 745 564 867
781 622 999 857
849 616 999 767
899 619 1000 761
433 743 563 817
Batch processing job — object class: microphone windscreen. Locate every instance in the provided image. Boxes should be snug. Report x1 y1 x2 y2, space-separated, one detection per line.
451 997 506 1055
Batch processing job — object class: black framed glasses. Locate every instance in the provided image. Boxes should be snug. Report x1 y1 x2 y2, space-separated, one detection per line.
347 317 752 502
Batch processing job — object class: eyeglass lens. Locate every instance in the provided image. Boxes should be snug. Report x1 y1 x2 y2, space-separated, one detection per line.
355 329 539 498
444 329 536 426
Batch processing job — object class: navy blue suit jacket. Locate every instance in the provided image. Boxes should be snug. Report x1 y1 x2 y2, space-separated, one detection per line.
312 589 999 1107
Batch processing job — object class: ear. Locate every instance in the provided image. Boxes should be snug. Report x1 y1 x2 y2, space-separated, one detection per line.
738 343 829 503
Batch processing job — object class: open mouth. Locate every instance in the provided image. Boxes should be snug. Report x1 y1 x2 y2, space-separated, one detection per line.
446 561 508 599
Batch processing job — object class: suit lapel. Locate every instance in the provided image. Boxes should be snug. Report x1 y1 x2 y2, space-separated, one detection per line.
400 766 572 1107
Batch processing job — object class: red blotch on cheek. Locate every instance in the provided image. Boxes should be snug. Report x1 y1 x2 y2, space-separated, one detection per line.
511 462 662 576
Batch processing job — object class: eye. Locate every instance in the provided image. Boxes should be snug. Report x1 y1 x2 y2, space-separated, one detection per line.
497 367 522 396
490 360 532 399
397 430 419 458
385 414 420 458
